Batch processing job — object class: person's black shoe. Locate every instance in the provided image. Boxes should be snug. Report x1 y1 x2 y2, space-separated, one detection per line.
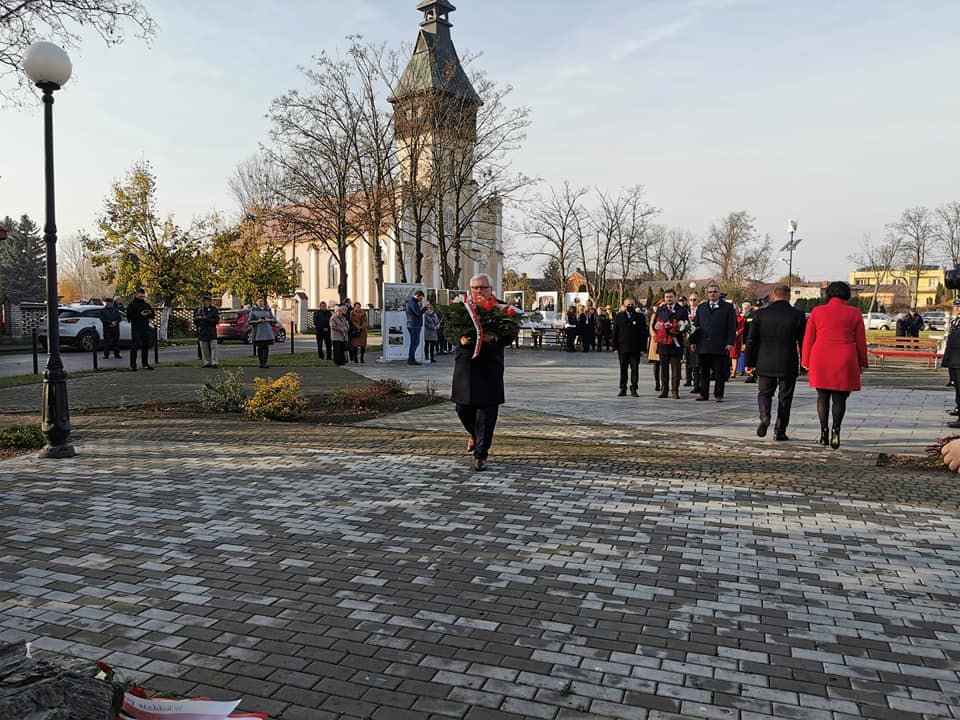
630 389 639 397
129 367 137 372
143 365 154 370
473 457 487 471
103 354 110 359
618 389 627 396
690 387 699 394
949 407 960 416
757 416 770 437
408 360 421 365
830 428 840 449
114 353 121 358
818 428 829 446
658 391 668 399
683 380 692 387
203 363 213 368
774 433 790 441
949 420 960 429
744 377 757 384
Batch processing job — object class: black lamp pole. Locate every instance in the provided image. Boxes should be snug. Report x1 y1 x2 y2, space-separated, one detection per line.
38 80 75 458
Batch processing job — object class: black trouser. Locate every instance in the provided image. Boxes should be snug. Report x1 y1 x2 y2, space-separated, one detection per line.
255 340 271 367
618 353 641 392
757 375 797 433
581 332 595 352
698 353 730 398
426 340 438 360
951 368 960 408
315 330 331 360
332 340 347 366
456 404 499 460
659 354 682 394
684 347 693 381
565 329 577 352
103 326 120 357
532 332 543 348
130 326 152 369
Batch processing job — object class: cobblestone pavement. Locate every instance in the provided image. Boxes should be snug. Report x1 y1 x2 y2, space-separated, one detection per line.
2 402 960 719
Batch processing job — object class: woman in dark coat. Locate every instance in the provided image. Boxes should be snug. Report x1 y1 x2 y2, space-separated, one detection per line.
800 281 869 449
564 305 578 352
941 302 960 415
453 273 517 472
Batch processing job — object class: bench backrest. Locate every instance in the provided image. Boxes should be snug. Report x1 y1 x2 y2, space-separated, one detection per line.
874 337 938 351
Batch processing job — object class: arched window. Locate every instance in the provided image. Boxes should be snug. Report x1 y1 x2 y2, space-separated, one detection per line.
328 257 339 289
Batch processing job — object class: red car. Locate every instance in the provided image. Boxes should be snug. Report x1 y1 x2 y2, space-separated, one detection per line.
216 309 287 344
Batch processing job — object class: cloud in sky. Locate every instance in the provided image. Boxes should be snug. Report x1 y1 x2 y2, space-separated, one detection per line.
1 0 957 284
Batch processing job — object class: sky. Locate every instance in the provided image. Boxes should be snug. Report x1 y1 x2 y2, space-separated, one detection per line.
2 0 958 283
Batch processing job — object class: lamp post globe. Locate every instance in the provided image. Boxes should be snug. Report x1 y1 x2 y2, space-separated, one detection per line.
23 42 72 88
24 41 75 458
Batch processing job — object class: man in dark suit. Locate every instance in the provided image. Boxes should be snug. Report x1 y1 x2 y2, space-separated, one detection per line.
654 289 689 399
691 283 737 401
612 298 647 397
452 273 517 472
743 285 806 440
313 302 332 360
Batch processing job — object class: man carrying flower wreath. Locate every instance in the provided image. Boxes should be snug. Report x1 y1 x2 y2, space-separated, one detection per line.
446 272 521 472
653 289 689 399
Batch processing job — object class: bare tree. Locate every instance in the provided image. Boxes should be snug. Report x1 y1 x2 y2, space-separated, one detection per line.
591 185 660 304
658 228 697 280
935 201 960 268
701 211 770 286
61 232 113 299
227 152 282 219
425 71 533 289
847 232 902 313
887 206 934 308
520 183 590 291
265 52 362 302
1 0 155 105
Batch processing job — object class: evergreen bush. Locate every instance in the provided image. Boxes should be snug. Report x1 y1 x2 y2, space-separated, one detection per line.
245 372 308 421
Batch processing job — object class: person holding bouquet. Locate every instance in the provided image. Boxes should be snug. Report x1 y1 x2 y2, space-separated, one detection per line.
653 289 689 398
449 273 520 472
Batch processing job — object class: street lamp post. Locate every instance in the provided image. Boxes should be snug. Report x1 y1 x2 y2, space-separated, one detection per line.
780 219 802 284
23 42 75 458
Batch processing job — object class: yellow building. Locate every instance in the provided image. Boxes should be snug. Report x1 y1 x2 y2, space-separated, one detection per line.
848 266 944 308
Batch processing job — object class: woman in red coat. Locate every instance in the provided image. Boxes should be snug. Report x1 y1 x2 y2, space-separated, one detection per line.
801 281 869 449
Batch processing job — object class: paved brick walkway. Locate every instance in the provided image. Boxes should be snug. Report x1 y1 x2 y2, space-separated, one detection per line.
2 395 960 718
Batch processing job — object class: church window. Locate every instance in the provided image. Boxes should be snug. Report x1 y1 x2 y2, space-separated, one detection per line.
328 257 340 288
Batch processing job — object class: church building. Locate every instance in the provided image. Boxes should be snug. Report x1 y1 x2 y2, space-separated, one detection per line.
269 1 504 327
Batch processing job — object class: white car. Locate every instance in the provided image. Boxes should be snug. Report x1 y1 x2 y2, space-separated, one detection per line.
862 312 894 331
921 311 947 330
37 303 155 352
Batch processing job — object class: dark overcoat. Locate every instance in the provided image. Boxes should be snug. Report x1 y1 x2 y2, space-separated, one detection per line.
742 300 806 378
194 305 220 341
941 317 960 368
654 303 689 357
612 308 648 355
451 339 510 406
693 300 737 355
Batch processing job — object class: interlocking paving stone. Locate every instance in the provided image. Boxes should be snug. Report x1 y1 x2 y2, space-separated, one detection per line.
3 364 960 719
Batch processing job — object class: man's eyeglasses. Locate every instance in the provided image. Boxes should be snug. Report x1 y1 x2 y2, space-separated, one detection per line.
471 285 491 290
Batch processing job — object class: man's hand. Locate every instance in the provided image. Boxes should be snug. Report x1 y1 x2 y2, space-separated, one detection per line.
943 439 960 471
460 335 470 346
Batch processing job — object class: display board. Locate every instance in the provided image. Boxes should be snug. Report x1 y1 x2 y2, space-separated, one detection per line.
563 292 592 312
380 282 426 363
534 292 559 322
502 291 525 311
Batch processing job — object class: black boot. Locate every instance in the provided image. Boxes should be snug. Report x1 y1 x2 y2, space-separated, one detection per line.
818 427 829 446
830 427 840 450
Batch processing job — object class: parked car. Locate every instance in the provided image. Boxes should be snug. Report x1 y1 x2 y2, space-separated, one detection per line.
37 303 155 352
921 311 948 330
216 309 287 344
862 312 894 331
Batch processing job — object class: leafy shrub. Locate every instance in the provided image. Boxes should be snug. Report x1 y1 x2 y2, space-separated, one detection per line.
0 423 45 449
245 372 308 421
325 378 409 413
198 368 248 413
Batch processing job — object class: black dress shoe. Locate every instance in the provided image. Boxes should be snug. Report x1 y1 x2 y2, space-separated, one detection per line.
818 428 829 446
774 433 790 441
948 420 960 429
658 391 668 399
683 380 692 387
630 389 639 397
617 389 627 396
744 377 757 384
473 457 487 471
830 428 840 449
757 416 770 437
949 408 960 416
408 360 422 365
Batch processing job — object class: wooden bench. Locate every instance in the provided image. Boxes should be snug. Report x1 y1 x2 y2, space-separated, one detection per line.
869 337 942 368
